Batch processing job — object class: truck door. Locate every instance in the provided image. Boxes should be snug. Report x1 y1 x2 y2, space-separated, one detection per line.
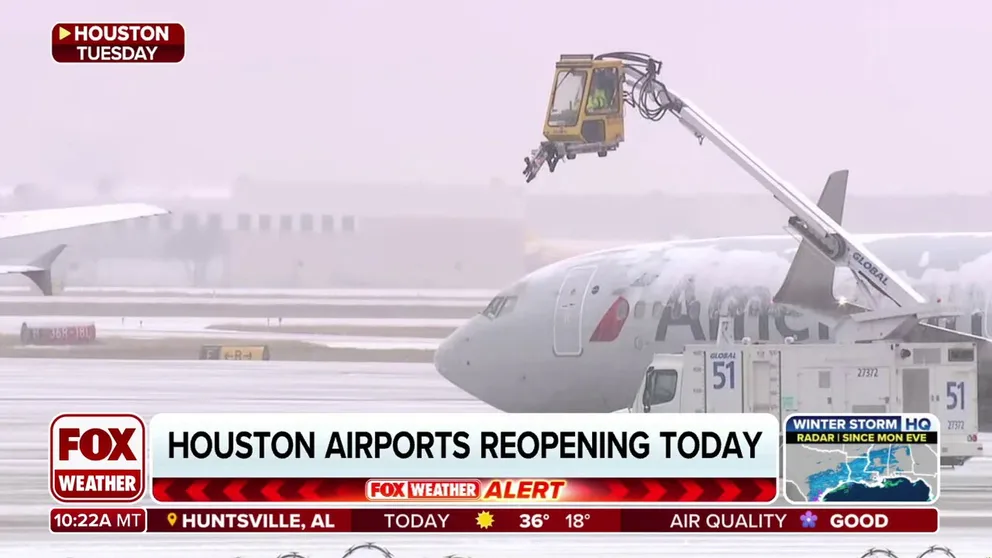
936 366 977 435
747 350 782 419
705 349 743 412
642 367 681 412
680 350 706 413
900 368 931 413
552 266 597 356
845 365 891 413
796 367 841 413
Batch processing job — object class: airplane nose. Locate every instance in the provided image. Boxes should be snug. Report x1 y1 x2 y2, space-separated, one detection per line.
433 310 533 411
434 322 486 400
433 334 455 381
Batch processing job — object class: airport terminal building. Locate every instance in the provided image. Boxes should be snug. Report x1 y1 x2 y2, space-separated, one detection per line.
0 181 525 289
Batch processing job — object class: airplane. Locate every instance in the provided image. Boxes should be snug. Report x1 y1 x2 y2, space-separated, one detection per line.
433 171 992 427
525 235 686 272
0 203 168 294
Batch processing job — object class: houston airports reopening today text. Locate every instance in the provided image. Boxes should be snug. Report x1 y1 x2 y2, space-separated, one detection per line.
48 412 941 534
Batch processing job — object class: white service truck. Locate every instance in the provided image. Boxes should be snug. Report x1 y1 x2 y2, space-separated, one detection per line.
627 340 982 466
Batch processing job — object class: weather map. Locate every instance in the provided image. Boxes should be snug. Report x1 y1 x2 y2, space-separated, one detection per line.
783 413 940 504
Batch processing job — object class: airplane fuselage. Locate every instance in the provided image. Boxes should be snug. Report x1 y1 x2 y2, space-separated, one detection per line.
434 232 992 418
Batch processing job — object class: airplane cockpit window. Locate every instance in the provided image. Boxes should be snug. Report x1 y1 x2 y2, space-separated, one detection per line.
501 296 518 315
643 369 678 407
482 295 518 319
482 297 504 318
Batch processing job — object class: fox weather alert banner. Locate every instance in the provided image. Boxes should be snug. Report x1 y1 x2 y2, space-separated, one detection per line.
148 413 779 504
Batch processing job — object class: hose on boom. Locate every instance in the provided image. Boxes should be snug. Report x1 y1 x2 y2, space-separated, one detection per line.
595 52 679 121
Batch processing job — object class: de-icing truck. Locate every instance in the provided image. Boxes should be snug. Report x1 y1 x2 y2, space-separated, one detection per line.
625 340 982 466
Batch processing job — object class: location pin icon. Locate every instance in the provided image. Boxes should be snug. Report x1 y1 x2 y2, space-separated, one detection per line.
167 512 177 527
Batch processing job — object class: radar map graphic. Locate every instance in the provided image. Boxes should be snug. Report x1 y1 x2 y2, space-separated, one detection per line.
783 414 939 504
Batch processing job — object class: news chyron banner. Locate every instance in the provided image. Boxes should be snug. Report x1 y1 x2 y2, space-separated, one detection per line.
783 413 940 505
49 506 939 534
148 413 779 505
47 412 940 534
52 23 185 63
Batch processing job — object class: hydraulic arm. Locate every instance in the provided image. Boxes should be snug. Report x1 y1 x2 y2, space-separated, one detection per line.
523 53 958 336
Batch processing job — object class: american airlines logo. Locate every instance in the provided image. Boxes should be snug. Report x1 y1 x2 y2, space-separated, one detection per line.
599 273 988 344
652 282 819 343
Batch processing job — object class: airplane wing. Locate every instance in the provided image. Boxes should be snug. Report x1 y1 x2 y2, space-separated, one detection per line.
0 203 169 240
0 203 169 295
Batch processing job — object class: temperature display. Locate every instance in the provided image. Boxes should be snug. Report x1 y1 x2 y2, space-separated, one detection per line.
566 513 591 529
509 510 617 531
519 513 549 529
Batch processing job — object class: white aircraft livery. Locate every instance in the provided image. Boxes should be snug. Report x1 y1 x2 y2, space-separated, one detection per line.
433 172 992 429
0 203 168 293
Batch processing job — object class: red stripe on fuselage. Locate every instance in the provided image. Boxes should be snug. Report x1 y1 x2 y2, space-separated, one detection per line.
590 296 629 342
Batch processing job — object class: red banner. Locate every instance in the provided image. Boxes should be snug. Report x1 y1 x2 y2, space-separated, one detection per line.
151 477 777 504
48 507 937 534
51 23 185 63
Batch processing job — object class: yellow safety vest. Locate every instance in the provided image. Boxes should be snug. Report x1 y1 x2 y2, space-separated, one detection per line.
588 89 608 110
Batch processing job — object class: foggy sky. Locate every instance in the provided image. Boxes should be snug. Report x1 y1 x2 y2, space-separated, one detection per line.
3 0 991 196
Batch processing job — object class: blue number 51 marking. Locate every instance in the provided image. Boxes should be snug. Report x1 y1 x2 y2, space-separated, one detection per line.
946 381 965 410
713 360 736 390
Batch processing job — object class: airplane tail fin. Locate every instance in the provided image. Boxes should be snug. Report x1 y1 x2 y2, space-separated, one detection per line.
0 244 68 296
23 244 66 296
772 170 848 311
29 243 67 270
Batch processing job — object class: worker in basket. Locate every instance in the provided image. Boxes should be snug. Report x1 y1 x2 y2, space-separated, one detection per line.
586 69 619 112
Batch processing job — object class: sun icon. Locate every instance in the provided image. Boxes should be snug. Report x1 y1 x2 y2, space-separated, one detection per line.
476 511 495 529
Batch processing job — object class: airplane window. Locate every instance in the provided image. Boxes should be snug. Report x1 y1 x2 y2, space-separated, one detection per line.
652 301 663 319
500 296 518 315
482 296 506 319
645 369 678 406
615 299 629 320
633 301 645 319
